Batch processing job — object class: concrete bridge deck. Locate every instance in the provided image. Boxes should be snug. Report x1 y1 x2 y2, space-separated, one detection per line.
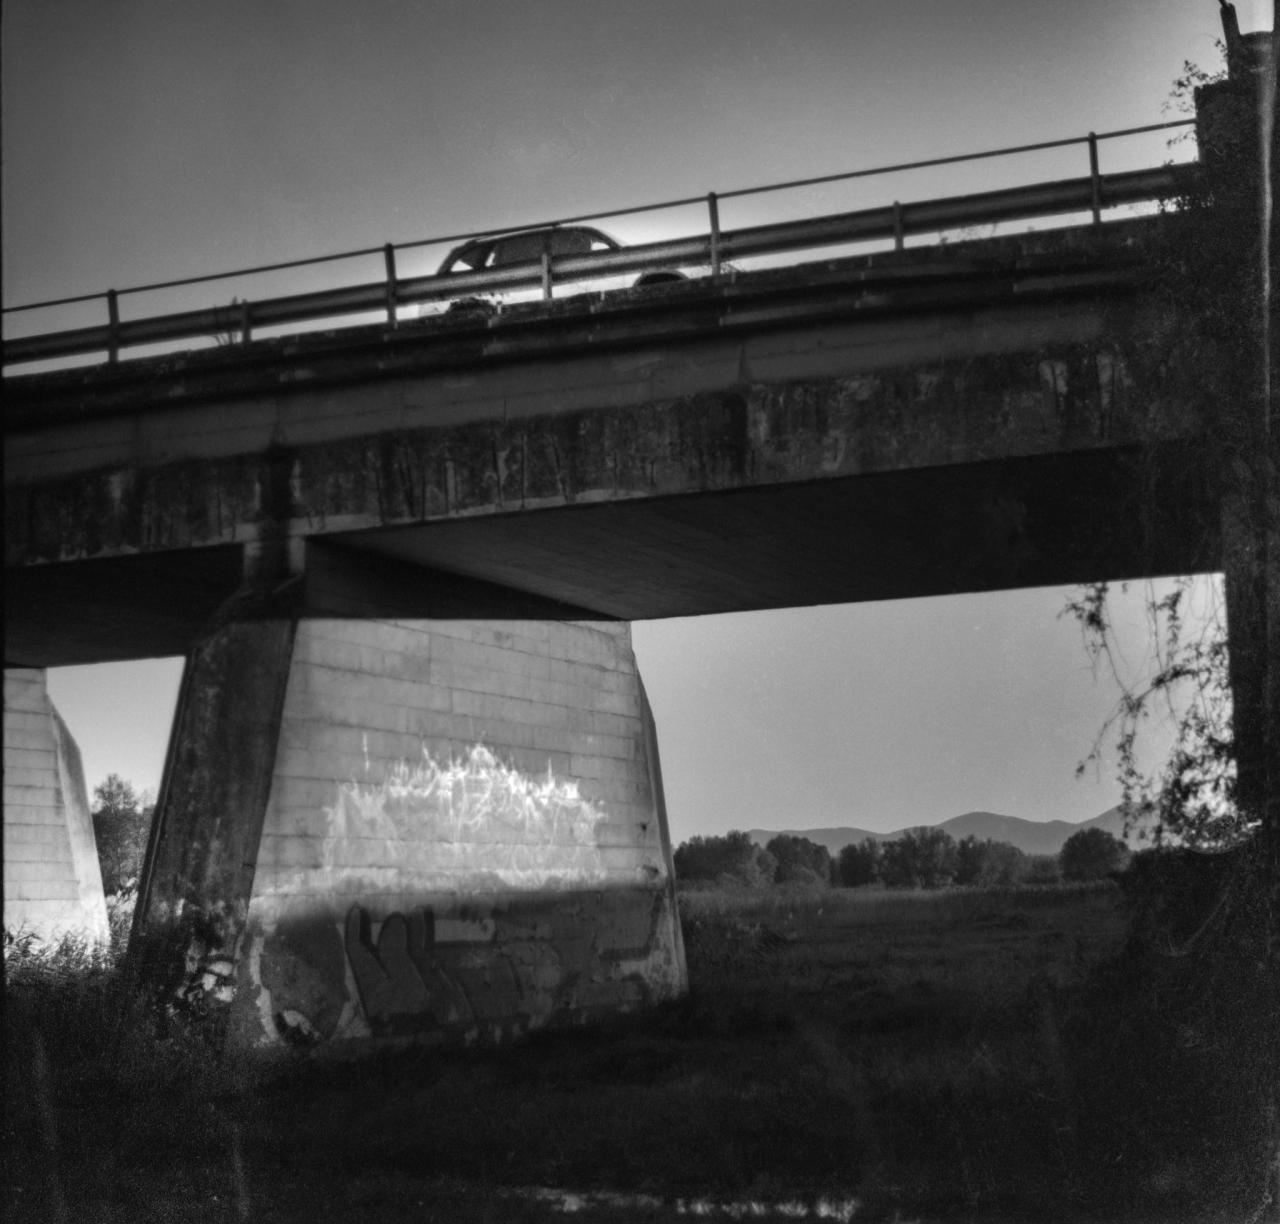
5 219 1215 669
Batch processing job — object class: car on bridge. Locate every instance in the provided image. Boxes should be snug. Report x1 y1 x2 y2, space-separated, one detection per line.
437 224 686 290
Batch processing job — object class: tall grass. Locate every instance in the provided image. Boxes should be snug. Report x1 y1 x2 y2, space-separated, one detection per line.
678 878 1115 926
3 891 245 1106
4 878 1271 1222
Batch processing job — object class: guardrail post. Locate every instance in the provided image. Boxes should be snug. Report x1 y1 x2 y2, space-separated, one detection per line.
541 252 553 301
708 192 722 278
239 299 253 345
1088 132 1102 226
893 201 905 251
384 243 399 325
106 290 120 363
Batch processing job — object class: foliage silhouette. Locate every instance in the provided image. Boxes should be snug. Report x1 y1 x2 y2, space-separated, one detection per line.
91 774 153 897
1059 827 1129 882
837 838 882 886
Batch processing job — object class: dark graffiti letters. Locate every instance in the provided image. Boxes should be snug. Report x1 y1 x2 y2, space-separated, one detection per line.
344 905 475 1034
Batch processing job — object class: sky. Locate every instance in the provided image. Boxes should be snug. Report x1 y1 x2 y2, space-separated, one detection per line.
6 1 1268 842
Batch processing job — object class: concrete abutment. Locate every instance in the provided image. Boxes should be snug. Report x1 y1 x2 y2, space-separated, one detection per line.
132 594 687 1051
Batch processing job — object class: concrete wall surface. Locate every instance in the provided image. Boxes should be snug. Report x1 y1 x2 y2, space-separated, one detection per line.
212 617 686 1049
3 668 109 947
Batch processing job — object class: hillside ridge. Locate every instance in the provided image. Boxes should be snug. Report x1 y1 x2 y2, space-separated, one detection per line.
747 804 1149 858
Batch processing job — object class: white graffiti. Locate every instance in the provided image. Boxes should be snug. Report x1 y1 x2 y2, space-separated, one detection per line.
318 744 612 889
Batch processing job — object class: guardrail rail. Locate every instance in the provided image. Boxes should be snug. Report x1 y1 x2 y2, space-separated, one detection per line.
2 120 1196 370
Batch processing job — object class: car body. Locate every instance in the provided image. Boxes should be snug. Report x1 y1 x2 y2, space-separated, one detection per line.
437 225 685 288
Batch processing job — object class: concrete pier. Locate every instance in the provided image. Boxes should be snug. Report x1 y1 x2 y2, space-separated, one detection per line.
3 669 109 947
133 613 685 1050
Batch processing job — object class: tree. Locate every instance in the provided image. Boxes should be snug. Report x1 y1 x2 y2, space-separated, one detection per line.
1023 855 1062 887
879 828 957 889
91 774 152 896
765 834 832 886
954 836 1027 887
1059 827 1129 882
673 831 776 888
837 838 881 887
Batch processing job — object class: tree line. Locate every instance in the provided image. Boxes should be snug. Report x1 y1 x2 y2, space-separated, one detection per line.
673 825 1130 890
89 764 1134 896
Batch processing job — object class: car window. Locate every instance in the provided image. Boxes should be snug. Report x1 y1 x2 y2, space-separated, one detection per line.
449 242 493 272
492 233 548 266
548 229 594 257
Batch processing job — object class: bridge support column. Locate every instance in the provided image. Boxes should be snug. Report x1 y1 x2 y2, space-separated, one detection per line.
130 590 297 1039
134 601 685 1051
3 668 109 948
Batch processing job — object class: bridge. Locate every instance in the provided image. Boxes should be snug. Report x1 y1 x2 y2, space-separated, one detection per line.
4 119 1208 662
4 28 1272 1051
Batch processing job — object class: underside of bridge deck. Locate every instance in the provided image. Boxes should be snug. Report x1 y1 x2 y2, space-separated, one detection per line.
5 437 1218 669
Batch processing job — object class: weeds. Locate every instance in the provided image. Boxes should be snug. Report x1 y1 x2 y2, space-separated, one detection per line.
4 880 1268 1222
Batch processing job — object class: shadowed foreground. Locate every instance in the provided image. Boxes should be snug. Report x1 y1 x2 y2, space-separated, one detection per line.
4 880 1273 1223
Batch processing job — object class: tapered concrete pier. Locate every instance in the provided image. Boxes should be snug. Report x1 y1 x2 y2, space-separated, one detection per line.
3 669 109 947
132 611 686 1049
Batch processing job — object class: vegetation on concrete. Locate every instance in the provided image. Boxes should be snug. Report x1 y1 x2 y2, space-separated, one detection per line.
1050 31 1279 1211
1076 28 1275 860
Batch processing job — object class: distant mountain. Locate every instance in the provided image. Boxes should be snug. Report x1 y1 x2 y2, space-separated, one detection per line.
747 804 1152 859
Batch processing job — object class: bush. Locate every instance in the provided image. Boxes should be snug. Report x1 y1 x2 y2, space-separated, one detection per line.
4 920 246 1116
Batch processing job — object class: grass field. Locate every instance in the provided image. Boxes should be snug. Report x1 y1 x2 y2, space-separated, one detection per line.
3 881 1270 1222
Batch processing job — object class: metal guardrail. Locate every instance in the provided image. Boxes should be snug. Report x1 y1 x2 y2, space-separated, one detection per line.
2 121 1195 370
